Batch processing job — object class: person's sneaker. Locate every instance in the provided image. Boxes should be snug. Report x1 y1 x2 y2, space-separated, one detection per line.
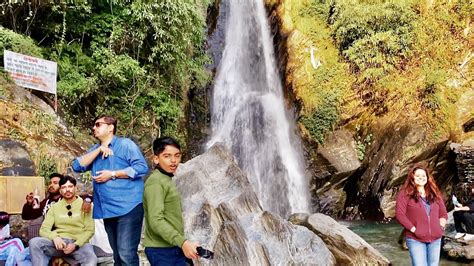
464 234 474 241
455 232 466 239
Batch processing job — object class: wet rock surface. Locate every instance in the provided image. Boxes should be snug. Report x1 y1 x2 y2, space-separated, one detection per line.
443 236 474 261
175 143 335 265
322 125 463 221
290 213 390 265
443 211 474 262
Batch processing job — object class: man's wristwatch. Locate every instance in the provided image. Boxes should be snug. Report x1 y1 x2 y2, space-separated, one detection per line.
111 171 116 180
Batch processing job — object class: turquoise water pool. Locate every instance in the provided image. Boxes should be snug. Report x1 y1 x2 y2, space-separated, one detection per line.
347 221 463 266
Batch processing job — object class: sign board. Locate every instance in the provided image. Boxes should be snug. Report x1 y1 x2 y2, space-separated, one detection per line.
0 176 45 214
3 50 57 94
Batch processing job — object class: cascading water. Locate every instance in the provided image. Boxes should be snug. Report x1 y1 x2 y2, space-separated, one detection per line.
207 0 309 217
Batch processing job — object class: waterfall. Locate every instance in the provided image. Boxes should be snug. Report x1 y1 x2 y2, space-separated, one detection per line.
207 0 309 217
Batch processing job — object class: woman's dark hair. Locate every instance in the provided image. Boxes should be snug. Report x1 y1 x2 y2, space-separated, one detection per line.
59 175 77 186
153 137 181 155
0 211 9 226
400 163 443 202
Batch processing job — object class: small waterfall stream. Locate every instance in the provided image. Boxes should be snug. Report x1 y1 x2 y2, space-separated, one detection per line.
208 0 309 217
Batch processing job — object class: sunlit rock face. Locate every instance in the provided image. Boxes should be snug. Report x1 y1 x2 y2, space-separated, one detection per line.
175 143 335 265
290 213 390 265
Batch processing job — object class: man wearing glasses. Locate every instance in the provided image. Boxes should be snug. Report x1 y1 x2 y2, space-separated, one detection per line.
72 116 149 265
28 175 97 265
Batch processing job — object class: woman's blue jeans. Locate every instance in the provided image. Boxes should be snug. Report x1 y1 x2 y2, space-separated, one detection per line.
145 247 187 266
405 237 441 266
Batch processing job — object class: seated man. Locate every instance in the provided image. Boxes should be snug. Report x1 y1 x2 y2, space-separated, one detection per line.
15 173 63 266
454 186 474 240
21 173 63 220
28 175 97 266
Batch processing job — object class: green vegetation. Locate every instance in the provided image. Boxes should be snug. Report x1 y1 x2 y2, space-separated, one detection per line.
355 125 373 161
0 27 43 58
284 0 472 148
0 1 212 146
35 151 57 180
300 87 341 144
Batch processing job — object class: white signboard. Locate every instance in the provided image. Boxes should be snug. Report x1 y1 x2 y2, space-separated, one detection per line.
3 50 57 94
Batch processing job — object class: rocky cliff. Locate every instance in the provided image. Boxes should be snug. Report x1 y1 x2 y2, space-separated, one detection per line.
0 77 85 177
265 0 474 220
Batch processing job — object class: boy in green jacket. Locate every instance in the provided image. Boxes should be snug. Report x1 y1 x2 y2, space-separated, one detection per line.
143 137 199 265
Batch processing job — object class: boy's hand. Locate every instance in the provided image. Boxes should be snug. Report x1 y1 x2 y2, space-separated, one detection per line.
182 240 199 260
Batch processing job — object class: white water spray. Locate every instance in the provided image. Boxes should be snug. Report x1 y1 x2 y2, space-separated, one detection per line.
208 0 309 217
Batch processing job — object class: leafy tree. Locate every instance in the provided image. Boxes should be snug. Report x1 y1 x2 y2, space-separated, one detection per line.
0 0 211 145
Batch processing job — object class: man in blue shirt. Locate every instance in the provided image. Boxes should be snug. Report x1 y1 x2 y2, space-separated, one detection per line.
72 116 149 265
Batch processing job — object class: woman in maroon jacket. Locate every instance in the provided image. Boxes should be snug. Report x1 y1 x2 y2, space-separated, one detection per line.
396 164 448 266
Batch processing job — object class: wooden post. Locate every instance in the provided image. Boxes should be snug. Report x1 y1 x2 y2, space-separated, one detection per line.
54 93 58 112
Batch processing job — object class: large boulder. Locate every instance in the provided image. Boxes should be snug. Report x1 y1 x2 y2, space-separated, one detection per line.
308 129 360 215
443 237 474 260
290 213 390 265
175 143 335 265
442 210 474 261
0 83 86 177
0 139 35 176
317 130 361 173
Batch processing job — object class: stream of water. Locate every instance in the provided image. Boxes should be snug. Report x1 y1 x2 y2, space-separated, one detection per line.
207 0 309 218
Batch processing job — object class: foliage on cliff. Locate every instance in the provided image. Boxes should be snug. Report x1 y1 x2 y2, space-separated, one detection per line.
0 1 212 145
274 0 473 147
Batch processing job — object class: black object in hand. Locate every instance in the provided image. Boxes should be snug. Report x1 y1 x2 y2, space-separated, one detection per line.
196 246 214 259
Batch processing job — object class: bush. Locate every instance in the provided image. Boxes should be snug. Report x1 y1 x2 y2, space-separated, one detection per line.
344 29 413 80
327 2 416 80
420 66 447 111
0 26 43 61
300 89 340 144
36 152 57 180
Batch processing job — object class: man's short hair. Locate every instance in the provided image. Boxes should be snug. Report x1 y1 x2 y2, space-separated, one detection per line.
59 175 77 186
95 115 117 134
153 137 181 155
49 173 63 180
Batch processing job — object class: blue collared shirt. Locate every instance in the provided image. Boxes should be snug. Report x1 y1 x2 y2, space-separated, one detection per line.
72 136 149 219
